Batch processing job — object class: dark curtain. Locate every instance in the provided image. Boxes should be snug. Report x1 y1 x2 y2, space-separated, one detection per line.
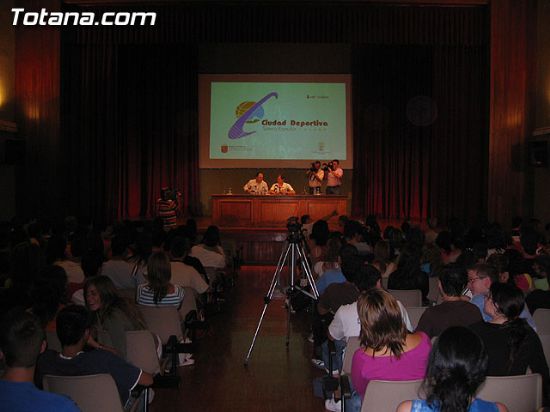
56 3 487 224
62 43 199 223
351 44 487 222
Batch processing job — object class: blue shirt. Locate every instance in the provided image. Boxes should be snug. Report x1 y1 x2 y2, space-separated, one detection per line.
0 380 80 412
411 398 498 412
471 293 537 331
315 268 346 295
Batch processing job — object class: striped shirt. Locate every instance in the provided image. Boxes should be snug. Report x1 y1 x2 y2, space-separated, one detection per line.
136 283 185 307
157 199 177 231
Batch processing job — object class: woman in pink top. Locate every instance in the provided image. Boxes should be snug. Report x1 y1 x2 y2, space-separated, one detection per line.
351 289 431 405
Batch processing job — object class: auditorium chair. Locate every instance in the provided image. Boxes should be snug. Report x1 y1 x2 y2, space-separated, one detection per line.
387 289 422 307
534 309 550 334
427 277 440 304
361 379 424 412
405 306 426 331
477 373 542 412
538 334 550 369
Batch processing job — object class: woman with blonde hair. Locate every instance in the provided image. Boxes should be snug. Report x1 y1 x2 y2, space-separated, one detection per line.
346 289 431 412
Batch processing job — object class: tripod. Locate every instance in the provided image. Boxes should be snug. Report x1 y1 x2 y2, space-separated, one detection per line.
244 229 319 365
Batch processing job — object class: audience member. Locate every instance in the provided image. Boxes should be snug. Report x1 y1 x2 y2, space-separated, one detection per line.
0 310 79 412
315 238 346 295
526 255 550 314
468 263 536 329
169 237 209 295
343 289 430 412
397 326 508 412
470 283 549 390
85 276 147 358
101 235 135 289
47 235 85 284
137 252 185 308
388 244 429 304
416 265 482 338
35 305 153 406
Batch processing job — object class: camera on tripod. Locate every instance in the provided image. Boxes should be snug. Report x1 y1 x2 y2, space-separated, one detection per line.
286 216 302 234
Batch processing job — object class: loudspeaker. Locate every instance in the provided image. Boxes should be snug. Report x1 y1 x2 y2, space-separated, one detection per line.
4 139 25 165
528 141 548 167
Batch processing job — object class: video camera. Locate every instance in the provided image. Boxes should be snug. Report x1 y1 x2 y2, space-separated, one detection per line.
161 187 181 201
322 161 334 172
286 216 303 235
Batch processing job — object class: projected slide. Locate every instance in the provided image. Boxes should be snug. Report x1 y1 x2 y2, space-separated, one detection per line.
209 81 346 160
199 75 352 168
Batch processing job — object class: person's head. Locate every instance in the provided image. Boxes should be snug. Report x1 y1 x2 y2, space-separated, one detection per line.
467 263 498 296
146 252 172 304
276 175 285 185
110 235 129 257
354 264 382 292
344 220 362 241
338 215 349 231
314 161 321 170
310 220 329 246
0 310 46 369
340 247 361 279
435 231 453 253
520 229 539 256
81 250 104 278
439 265 468 297
161 187 172 201
84 275 121 313
534 255 550 281
300 214 311 225
423 326 488 412
170 236 190 259
332 159 339 168
255 171 264 183
46 235 67 263
371 259 387 276
202 225 221 247
375 239 391 260
484 282 525 322
56 305 92 348
486 253 512 284
30 266 68 327
325 237 342 263
357 289 406 357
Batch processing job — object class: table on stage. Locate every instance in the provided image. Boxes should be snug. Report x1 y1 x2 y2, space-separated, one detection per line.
211 194 348 228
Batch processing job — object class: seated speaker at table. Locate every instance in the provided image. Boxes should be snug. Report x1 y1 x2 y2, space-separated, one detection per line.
269 175 295 195
243 171 269 195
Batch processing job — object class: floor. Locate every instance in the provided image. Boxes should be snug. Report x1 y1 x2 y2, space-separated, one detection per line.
150 266 326 412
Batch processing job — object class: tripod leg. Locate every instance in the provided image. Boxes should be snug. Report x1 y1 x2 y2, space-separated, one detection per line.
285 244 298 347
244 242 292 365
296 245 320 299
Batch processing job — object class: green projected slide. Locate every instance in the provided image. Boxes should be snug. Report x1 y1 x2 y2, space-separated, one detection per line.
209 82 347 160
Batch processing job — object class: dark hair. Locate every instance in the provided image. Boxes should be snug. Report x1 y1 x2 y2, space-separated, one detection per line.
170 236 190 259
344 220 362 240
435 231 453 253
202 225 221 248
110 235 129 257
146 252 172 304
56 305 92 346
438 265 467 297
355 264 382 292
357 289 406 357
310 220 329 246
255 171 263 177
423 326 488 412
473 263 499 284
84 276 145 329
489 282 529 372
30 266 68 327
46 235 67 263
0 310 45 368
535 255 550 281
340 249 361 280
520 229 539 255
81 250 104 278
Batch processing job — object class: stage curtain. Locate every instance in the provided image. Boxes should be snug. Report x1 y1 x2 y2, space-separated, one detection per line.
62 43 199 223
351 44 488 222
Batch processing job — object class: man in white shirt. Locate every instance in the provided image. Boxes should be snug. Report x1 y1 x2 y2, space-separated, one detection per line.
326 159 343 195
307 161 324 194
269 175 295 195
243 171 269 195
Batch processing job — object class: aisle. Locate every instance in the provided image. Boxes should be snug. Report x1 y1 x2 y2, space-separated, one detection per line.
151 266 326 412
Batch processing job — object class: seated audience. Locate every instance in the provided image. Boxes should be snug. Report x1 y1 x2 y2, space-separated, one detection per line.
397 326 508 412
416 265 482 338
527 255 550 314
101 235 135 290
47 235 85 285
313 235 341 278
137 252 185 308
29 265 68 331
85 276 147 358
35 305 153 407
308 219 330 264
345 289 430 412
315 238 346 295
388 244 429 304
169 237 209 296
0 310 79 412
470 282 549 404
468 263 536 329
190 226 226 284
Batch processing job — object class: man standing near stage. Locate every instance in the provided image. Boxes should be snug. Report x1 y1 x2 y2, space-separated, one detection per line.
243 171 269 195
307 161 324 195
326 159 343 195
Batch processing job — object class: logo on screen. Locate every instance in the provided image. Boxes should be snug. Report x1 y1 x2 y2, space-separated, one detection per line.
228 92 278 139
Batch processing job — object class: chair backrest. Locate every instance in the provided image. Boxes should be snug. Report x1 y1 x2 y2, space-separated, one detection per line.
138 305 183 344
381 277 389 289
533 309 550 334
43 374 123 412
361 379 423 412
477 373 542 412
126 330 160 375
179 287 198 320
46 330 62 352
538 334 550 369
406 306 427 331
387 289 422 307
427 277 440 303
342 336 361 376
